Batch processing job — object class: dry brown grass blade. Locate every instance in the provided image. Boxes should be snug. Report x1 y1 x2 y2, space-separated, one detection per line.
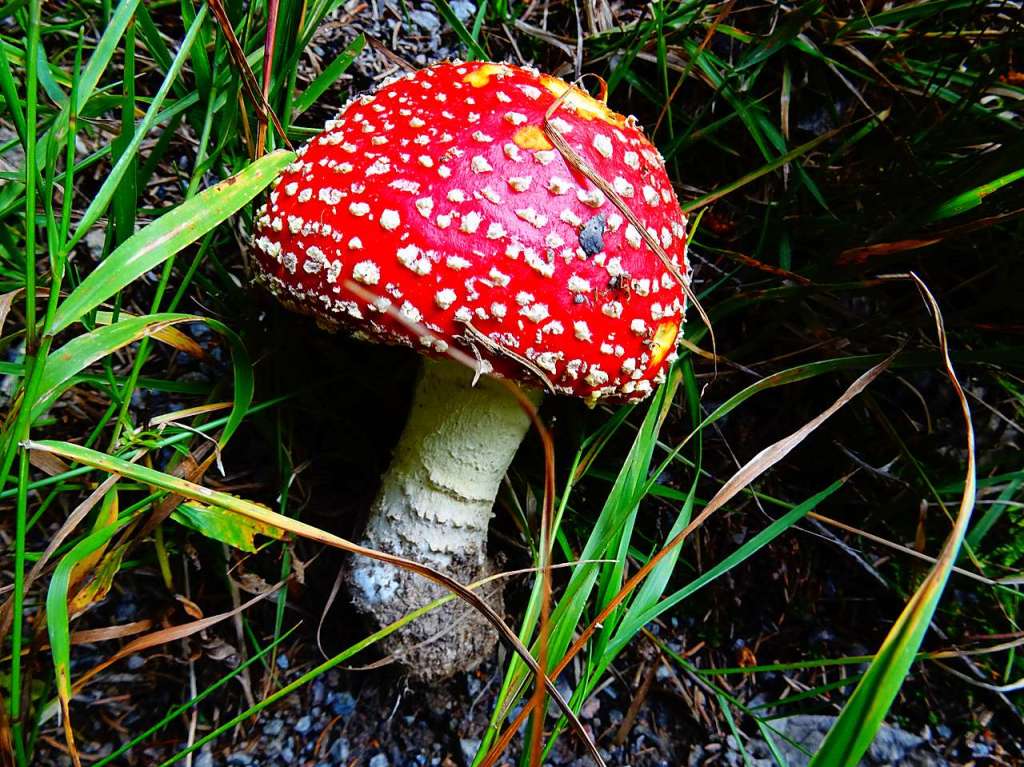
67 583 285 695
541 103 717 368
461 320 556 393
27 449 70 477
479 351 895 767
654 0 738 136
0 697 13 767
256 0 281 156
807 511 1001 586
207 0 290 154
340 281 597 766
28 440 599 764
69 619 154 645
0 289 19 336
837 207 1024 264
0 474 120 646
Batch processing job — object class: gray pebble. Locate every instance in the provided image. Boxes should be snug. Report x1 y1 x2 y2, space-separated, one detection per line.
295 715 312 734
449 0 475 20
126 654 146 670
194 750 214 767
971 742 992 758
328 691 356 717
369 754 389 767
330 738 350 762
460 739 481 763
409 10 440 31
226 753 253 766
263 719 284 737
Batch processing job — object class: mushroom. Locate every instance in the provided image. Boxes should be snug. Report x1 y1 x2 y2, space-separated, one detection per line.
252 61 690 679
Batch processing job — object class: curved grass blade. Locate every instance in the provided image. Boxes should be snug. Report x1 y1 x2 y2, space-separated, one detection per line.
28 313 252 447
479 353 892 767
50 149 295 334
809 275 976 767
172 502 286 552
33 314 198 418
24 439 604 766
610 479 846 654
46 521 127 767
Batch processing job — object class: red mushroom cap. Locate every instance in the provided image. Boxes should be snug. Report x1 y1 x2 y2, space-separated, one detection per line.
254 61 689 403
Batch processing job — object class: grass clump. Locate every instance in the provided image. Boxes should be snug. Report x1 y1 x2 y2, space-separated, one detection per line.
1 1 1022 765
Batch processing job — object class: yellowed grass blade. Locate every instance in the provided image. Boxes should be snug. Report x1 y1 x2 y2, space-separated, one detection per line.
23 439 604 767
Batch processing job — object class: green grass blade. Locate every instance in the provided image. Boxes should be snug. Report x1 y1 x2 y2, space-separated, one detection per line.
965 478 1021 552
66 6 207 250
33 314 199 417
927 166 1024 222
292 34 364 116
50 149 294 334
434 0 488 60
681 127 838 213
45 520 128 759
609 479 845 656
34 312 252 447
33 0 141 171
91 627 298 767
809 280 975 767
74 0 142 114
172 502 286 552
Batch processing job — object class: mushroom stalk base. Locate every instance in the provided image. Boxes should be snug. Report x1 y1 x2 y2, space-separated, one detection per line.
348 358 538 680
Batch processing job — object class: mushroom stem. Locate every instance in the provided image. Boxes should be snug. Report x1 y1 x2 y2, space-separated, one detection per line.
348 357 540 679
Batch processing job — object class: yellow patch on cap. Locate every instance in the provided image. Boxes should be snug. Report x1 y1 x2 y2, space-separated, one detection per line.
463 63 512 88
539 75 625 127
648 320 680 371
513 125 553 151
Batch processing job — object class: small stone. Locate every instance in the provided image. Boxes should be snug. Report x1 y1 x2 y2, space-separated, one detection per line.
449 0 475 21
580 696 601 719
84 229 106 261
126 654 146 670
194 749 214 767
460 739 481 762
226 753 253 766
409 10 440 31
294 715 312 734
276 653 290 670
369 754 389 767
328 690 356 717
971 742 992 758
329 737 350 762
263 718 284 736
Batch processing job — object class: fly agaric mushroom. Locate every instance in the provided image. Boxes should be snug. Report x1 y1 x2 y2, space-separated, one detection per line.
253 61 689 679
